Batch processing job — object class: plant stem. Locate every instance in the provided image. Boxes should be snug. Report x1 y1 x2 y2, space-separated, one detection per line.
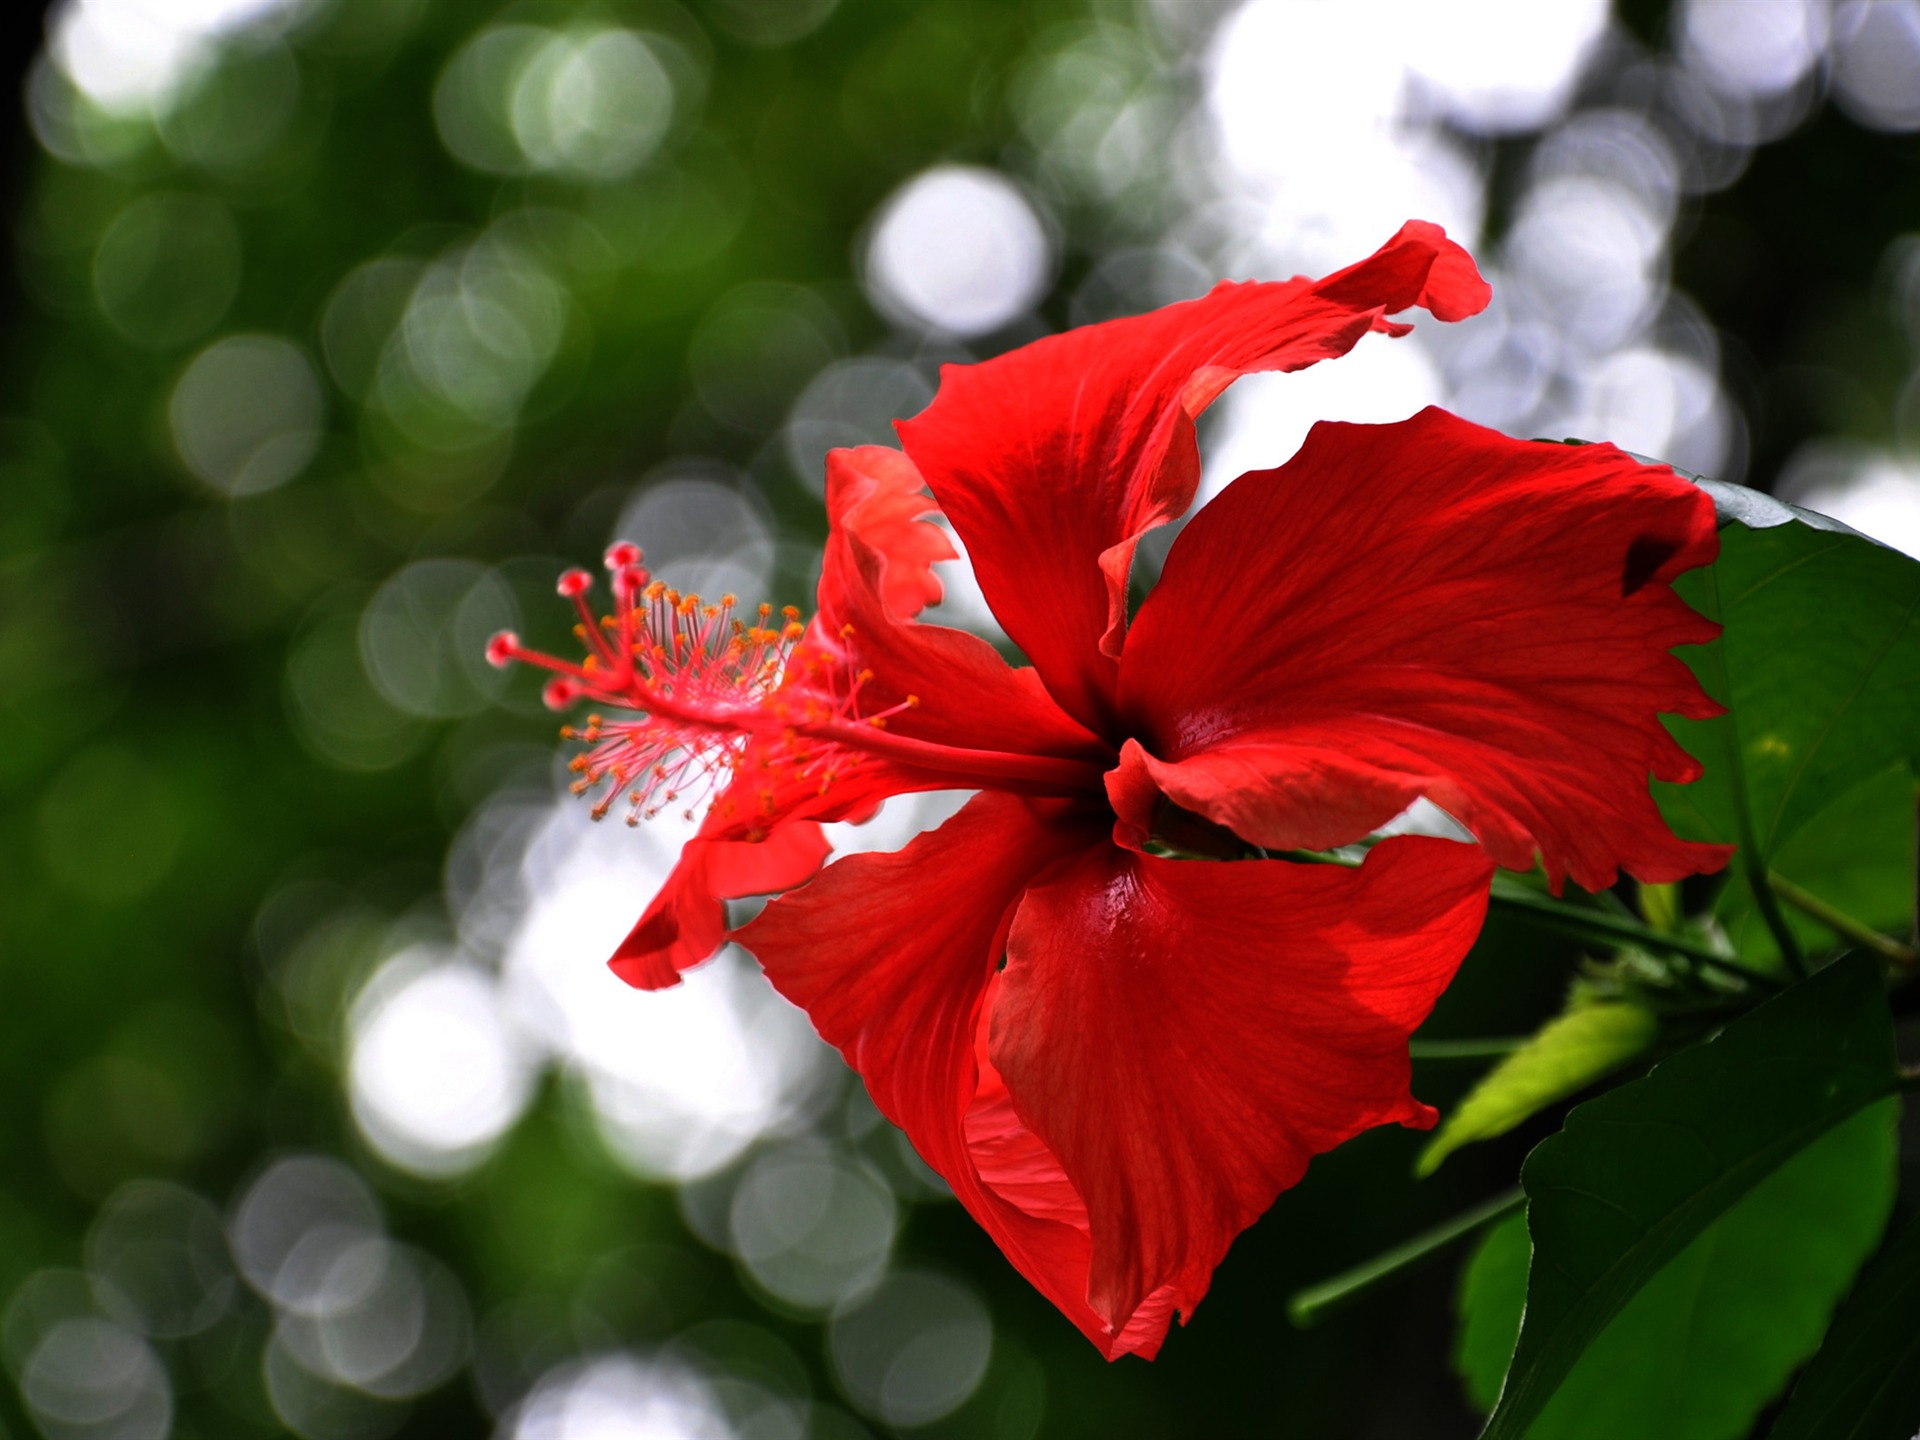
1485 875 1781 988
1287 1189 1524 1328
1270 849 1781 988
1686 564 1810 980
1767 872 1918 969
1408 1037 1529 1060
1749 868 1811 979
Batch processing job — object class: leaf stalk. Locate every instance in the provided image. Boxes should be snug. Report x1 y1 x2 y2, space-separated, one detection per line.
1767 871 1918 970
1286 1189 1524 1328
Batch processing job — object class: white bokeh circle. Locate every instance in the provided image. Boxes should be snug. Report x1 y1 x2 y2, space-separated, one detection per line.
863 166 1052 337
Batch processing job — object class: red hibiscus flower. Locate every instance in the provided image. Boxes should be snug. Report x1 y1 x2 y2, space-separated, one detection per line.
489 220 1731 1360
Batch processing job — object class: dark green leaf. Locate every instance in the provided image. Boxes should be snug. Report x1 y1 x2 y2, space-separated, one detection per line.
1457 1104 1897 1435
1418 1001 1658 1176
1480 956 1899 1440
1650 489 1920 967
1456 1212 1530 1413
1769 1213 1920 1440
1714 763 1917 971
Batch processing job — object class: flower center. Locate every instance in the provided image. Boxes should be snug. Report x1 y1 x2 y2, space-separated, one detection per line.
1144 796 1265 860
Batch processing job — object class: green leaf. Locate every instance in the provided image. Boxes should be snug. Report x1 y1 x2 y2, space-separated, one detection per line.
1459 1105 1896 1436
1417 1001 1658 1176
1651 490 1920 967
1713 762 1917 972
1457 1104 1897 1435
1769 1213 1920 1440
1480 955 1899 1440
1456 1212 1530 1413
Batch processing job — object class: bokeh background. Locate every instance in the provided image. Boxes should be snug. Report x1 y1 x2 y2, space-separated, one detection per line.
3 0 1919 1436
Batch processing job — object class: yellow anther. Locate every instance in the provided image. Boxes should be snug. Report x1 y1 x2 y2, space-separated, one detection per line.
906 695 920 708
721 594 737 607
782 606 801 621
840 623 856 638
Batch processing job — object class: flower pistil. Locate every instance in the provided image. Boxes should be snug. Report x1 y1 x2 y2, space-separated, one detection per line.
488 542 1096 836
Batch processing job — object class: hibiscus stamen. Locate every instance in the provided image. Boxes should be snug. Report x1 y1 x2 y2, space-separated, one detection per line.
490 545 915 826
490 546 1108 828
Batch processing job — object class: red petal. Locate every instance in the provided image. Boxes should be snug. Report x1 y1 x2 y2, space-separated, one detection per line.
608 447 1107 990
818 443 956 623
739 793 1178 1357
609 820 830 990
896 221 1489 733
814 445 1108 766
990 835 1493 1336
742 796 1492 1359
1115 407 1733 893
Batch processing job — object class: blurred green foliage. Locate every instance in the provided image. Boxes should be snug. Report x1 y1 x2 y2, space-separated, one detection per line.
1 0 1917 1437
